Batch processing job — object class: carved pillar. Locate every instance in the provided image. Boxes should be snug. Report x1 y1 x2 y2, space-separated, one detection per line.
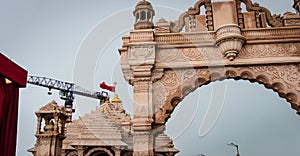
236 0 244 29
36 115 42 135
133 131 154 156
205 0 214 31
54 114 59 133
127 27 157 155
189 15 196 32
132 79 153 130
131 68 155 156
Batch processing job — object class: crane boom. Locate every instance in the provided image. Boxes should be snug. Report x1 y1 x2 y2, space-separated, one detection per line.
27 75 108 100
27 75 109 122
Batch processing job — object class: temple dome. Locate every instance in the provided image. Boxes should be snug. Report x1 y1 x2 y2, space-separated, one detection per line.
133 0 155 29
136 0 153 8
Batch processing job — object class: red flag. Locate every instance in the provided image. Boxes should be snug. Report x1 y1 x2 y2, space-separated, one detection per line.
100 82 115 92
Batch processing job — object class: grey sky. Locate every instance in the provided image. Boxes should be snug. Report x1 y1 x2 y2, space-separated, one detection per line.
0 0 299 156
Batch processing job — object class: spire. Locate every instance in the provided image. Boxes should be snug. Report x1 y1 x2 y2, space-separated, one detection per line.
133 0 155 29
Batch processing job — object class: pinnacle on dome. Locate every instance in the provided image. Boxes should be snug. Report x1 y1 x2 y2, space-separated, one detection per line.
133 0 155 29
136 0 152 8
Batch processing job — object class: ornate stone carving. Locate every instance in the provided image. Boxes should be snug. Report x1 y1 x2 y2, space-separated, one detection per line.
293 0 300 13
215 24 246 61
117 1 300 155
128 45 155 66
249 65 300 92
283 11 300 26
155 32 215 45
242 27 300 42
170 0 213 32
130 29 155 42
239 0 284 27
170 12 189 33
155 18 171 33
151 69 164 82
37 100 65 113
160 70 180 95
239 43 300 58
153 82 168 113
154 64 300 124
156 47 221 63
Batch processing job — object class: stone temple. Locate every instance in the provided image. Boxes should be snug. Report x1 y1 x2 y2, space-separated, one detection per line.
28 0 300 155
28 100 178 156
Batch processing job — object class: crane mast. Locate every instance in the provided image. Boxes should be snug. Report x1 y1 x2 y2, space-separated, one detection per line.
27 75 109 122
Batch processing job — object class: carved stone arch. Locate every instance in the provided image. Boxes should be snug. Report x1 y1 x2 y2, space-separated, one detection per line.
85 147 113 156
154 64 300 125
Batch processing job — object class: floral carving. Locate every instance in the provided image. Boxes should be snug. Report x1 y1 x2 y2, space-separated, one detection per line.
239 43 300 58
250 64 300 91
160 70 180 95
128 45 155 66
154 64 300 125
156 47 222 63
153 82 168 113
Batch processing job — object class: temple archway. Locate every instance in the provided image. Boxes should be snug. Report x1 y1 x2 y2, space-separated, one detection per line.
118 0 300 155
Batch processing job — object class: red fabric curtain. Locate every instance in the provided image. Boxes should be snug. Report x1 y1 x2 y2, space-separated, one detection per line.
0 76 19 156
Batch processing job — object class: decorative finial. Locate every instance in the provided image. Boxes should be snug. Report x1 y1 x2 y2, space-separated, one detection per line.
111 81 122 103
113 81 117 92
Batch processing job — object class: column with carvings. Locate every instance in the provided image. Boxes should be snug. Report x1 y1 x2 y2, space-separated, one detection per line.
128 1 157 155
131 66 155 155
128 41 157 155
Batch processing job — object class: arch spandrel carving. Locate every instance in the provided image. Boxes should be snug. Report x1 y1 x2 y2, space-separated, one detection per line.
153 64 300 124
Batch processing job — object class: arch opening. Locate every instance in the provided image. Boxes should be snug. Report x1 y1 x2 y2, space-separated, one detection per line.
85 147 113 156
165 79 300 156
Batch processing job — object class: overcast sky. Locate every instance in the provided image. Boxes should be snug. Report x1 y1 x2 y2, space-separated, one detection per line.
1 0 299 156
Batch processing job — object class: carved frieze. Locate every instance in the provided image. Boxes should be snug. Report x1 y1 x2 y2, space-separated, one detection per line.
283 12 300 26
155 33 215 45
239 43 300 58
249 64 300 92
160 70 180 95
156 47 221 63
128 45 155 66
242 27 300 42
130 29 154 42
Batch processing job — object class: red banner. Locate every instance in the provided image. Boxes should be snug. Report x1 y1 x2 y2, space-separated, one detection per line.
100 82 115 92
